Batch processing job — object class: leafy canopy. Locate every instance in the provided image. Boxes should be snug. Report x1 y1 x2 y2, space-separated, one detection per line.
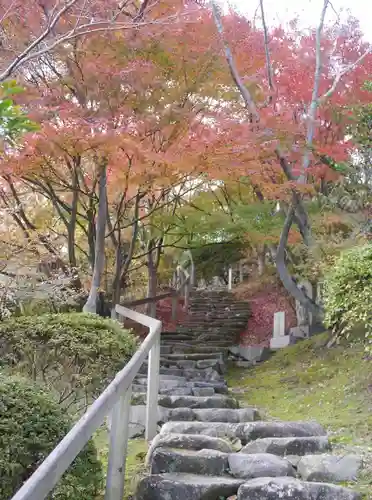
0 81 37 146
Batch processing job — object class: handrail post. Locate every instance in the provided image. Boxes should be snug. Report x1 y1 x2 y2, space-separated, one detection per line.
228 266 233 290
105 385 132 500
145 330 160 441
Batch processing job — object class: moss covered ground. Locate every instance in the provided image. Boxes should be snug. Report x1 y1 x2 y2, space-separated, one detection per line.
94 428 147 499
227 333 372 498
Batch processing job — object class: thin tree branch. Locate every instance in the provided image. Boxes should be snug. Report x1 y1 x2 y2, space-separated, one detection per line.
211 1 260 122
318 46 372 104
299 0 329 183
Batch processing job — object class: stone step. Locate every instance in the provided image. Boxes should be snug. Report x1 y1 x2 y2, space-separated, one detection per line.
166 407 260 423
159 421 326 445
150 448 229 476
150 449 295 479
173 333 239 343
240 436 331 456
134 377 229 394
186 307 248 313
132 393 238 409
132 384 196 396
145 357 224 374
127 405 259 437
136 473 243 499
138 366 223 381
160 345 230 355
237 477 361 499
163 361 224 375
176 325 240 331
297 453 362 483
136 473 361 500
186 313 248 318
162 352 225 361
181 320 247 326
146 433 234 462
161 339 233 348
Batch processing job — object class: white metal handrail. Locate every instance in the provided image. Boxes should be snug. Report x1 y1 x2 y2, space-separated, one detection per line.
11 306 161 500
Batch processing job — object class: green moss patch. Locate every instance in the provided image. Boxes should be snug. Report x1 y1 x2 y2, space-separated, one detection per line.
94 427 148 499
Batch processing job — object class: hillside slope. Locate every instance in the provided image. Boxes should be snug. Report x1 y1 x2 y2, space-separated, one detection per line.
228 334 372 498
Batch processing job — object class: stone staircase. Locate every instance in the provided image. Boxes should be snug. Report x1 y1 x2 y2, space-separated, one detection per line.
177 289 250 342
132 290 362 499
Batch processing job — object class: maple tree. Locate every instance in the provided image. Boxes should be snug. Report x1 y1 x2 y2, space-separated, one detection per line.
1 0 371 318
0 0 194 81
0 2 231 313
208 0 372 312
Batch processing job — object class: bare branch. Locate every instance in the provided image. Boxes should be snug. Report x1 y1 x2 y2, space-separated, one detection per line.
0 0 79 81
259 0 275 94
0 2 195 81
299 0 329 183
211 1 260 122
318 45 372 104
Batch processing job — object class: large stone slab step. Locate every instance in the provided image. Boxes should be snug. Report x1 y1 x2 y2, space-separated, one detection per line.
146 434 234 464
137 474 361 500
297 453 362 483
161 345 229 355
132 383 193 396
136 473 243 499
160 421 326 445
145 357 224 374
134 377 228 394
162 352 225 361
138 366 223 381
241 436 331 456
166 407 260 423
237 477 361 499
132 393 238 409
150 449 295 479
150 448 229 476
161 340 232 349
127 406 258 437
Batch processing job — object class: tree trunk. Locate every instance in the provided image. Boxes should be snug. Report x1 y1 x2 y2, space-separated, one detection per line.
276 207 322 315
257 245 266 276
67 175 79 269
83 162 107 314
146 257 157 318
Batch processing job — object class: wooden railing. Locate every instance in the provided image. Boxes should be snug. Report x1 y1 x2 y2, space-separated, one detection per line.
10 257 194 500
121 253 195 321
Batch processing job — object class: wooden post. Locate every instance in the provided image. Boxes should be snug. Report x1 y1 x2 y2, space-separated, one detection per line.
184 281 190 310
171 295 177 322
105 385 132 500
239 261 244 283
190 261 196 287
145 333 160 441
228 266 233 290
149 300 156 319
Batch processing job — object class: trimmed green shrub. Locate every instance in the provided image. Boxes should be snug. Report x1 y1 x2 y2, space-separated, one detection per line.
0 374 103 499
0 313 138 413
323 244 372 350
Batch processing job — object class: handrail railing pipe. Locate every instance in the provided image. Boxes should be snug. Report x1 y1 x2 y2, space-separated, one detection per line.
10 306 162 500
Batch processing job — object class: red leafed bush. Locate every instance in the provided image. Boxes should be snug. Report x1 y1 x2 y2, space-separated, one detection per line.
156 297 187 331
234 278 296 346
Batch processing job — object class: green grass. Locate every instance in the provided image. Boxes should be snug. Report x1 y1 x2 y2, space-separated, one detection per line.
227 333 372 498
94 427 148 499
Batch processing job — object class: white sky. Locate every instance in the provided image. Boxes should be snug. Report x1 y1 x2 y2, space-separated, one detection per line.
231 0 372 41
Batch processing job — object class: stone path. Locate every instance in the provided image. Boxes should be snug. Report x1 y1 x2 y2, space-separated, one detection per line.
132 291 362 499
